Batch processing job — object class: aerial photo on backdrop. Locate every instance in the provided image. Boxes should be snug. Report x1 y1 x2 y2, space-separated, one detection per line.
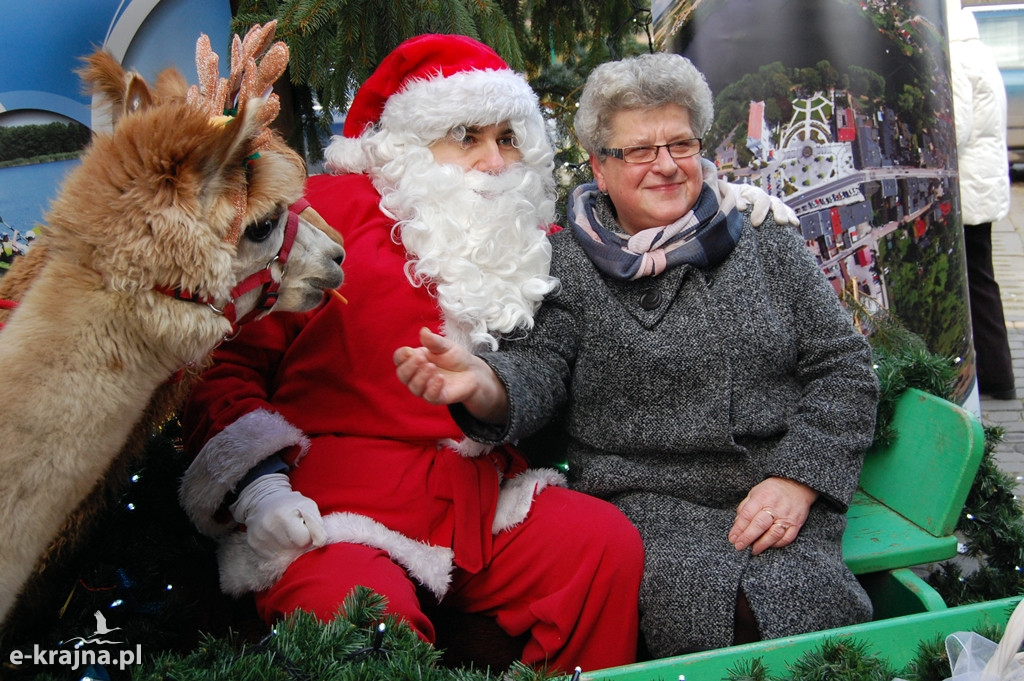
655 0 973 398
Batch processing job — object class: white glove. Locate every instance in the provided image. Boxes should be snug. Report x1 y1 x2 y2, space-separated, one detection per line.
229 473 327 560
701 159 799 228
701 158 800 228
734 184 800 227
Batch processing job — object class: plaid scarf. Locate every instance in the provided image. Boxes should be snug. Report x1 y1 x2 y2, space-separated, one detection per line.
568 182 744 280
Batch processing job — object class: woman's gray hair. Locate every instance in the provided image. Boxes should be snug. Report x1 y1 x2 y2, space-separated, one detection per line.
574 52 714 156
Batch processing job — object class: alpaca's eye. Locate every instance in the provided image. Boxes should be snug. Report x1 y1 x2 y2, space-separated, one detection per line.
245 212 280 242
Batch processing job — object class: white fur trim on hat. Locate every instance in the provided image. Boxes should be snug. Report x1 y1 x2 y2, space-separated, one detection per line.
323 66 552 177
381 68 543 143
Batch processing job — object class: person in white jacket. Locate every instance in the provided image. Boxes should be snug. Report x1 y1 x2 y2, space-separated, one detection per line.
949 0 1016 400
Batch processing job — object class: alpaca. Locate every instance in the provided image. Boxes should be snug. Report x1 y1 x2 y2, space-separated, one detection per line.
0 23 345 625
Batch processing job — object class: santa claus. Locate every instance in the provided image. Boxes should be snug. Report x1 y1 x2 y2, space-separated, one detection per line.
179 33 645 673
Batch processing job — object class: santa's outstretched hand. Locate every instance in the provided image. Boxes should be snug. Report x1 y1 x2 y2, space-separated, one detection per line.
394 327 508 424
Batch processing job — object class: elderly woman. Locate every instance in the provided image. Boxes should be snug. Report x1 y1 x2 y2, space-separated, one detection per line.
395 52 879 657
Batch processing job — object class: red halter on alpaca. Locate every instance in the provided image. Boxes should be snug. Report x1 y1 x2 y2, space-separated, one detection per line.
0 299 16 331
0 202 302 335
154 197 307 338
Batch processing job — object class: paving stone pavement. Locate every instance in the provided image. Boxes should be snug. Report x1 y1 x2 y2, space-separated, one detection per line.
980 177 1024 495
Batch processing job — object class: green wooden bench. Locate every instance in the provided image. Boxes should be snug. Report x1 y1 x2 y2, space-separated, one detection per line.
843 388 986 619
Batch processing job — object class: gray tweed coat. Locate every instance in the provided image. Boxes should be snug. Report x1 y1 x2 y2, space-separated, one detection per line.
457 208 880 657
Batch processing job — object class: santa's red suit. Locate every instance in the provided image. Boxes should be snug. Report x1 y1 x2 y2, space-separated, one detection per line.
179 169 644 672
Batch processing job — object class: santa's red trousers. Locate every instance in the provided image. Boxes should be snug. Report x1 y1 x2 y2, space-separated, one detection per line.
255 486 643 673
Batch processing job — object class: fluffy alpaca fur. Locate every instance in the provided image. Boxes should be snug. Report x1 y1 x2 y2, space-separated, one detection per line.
0 40 345 626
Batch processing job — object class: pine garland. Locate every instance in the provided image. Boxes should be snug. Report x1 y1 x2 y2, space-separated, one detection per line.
899 635 951 681
927 423 1024 606
723 638 899 681
787 639 899 681
853 298 1024 606
720 628 1022 681
134 587 557 681
721 637 919 681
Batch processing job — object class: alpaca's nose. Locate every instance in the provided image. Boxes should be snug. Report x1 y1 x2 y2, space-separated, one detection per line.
333 252 345 267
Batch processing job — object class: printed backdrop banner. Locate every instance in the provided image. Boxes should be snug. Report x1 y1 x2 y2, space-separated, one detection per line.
655 0 973 400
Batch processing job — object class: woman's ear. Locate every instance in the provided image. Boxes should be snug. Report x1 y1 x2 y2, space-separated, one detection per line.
589 153 608 193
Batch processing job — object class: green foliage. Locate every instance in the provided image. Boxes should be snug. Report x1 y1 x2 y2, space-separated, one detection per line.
134 587 556 680
871 342 959 445
927 424 1024 606
848 65 886 101
726 656 772 681
898 634 949 681
230 0 651 164
846 296 958 446
0 150 83 169
723 638 899 681
0 121 90 164
721 631 1023 681
787 638 898 681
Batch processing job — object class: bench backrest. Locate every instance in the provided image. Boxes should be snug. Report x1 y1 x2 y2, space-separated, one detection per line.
857 388 985 537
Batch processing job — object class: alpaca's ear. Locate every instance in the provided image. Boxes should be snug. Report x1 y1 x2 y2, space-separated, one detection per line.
78 51 155 125
154 67 188 99
123 75 154 118
201 93 271 181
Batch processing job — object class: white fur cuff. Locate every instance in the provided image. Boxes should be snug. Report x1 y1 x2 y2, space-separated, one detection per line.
179 409 310 536
441 437 493 458
492 468 566 533
217 511 456 599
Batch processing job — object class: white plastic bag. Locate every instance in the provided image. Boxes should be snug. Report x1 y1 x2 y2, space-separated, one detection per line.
944 598 1024 681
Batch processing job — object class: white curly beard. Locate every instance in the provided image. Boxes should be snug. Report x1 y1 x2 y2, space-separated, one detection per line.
374 148 559 351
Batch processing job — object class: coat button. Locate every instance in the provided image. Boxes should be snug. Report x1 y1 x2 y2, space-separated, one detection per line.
639 290 662 310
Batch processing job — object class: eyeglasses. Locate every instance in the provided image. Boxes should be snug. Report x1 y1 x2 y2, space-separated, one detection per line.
599 138 703 164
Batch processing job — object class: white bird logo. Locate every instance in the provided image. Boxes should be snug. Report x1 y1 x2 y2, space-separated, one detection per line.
92 611 121 636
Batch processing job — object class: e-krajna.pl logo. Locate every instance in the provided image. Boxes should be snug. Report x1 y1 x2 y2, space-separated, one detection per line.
7 610 143 672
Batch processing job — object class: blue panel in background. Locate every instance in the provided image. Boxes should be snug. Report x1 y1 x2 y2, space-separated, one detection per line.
0 0 232 237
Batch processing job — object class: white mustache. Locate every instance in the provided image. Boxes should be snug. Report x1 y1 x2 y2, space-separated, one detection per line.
461 165 529 196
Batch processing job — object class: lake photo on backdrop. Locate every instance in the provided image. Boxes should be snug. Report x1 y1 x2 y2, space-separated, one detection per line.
0 159 79 238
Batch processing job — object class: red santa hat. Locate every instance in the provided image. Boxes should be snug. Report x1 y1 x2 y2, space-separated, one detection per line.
341 33 544 143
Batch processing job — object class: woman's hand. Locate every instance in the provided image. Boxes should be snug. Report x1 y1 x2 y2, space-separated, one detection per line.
728 477 819 555
394 327 509 423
